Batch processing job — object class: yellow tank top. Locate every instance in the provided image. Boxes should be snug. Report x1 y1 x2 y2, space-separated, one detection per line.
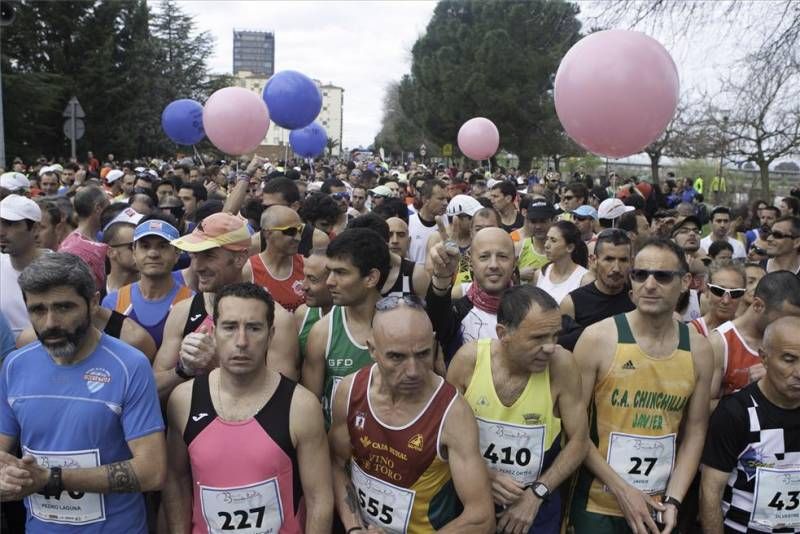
464 339 561 485
581 313 694 517
518 238 548 272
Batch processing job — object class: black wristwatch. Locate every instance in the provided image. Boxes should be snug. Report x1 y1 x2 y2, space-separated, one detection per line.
529 481 551 501
175 360 194 380
663 495 681 508
43 466 64 498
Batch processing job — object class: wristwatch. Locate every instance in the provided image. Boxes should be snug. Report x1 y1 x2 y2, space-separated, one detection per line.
529 481 551 501
43 466 64 498
663 495 682 508
175 360 195 380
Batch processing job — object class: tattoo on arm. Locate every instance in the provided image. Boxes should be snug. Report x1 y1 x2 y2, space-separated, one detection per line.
105 461 140 493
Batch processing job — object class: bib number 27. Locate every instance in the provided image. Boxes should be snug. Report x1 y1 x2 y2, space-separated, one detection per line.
358 489 393 524
628 456 657 476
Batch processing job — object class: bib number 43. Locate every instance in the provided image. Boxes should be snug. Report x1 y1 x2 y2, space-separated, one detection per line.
767 491 800 511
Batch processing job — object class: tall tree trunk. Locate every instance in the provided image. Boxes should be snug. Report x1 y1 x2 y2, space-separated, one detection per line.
649 152 661 184
759 163 771 200
518 153 533 174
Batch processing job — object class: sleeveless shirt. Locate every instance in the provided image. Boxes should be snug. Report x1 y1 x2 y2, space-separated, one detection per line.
716 321 761 395
536 264 588 304
382 259 417 298
249 254 306 312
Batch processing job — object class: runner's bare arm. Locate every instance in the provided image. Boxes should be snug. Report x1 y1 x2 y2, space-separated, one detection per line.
580 270 596 286
445 340 479 394
241 260 253 284
708 331 725 402
328 374 364 531
222 174 249 215
267 305 299 380
424 232 443 274
698 465 728 534
665 331 712 503
120 317 157 362
541 347 589 490
312 228 330 250
439 396 495 533
301 318 328 398
560 294 576 319
163 382 194 533
153 298 193 401
289 385 333 532
293 304 309 332
412 263 431 299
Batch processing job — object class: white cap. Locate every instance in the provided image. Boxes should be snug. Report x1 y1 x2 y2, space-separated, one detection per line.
38 165 53 176
0 194 42 222
446 194 483 217
598 198 635 220
106 169 125 184
49 163 64 174
486 178 501 189
0 172 31 192
102 207 144 233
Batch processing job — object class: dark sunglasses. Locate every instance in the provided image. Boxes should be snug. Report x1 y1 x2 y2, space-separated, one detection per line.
265 224 304 237
769 230 797 240
707 283 746 299
331 191 350 201
375 294 426 311
630 268 684 284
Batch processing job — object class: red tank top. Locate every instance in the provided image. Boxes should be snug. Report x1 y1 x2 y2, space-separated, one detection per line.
346 364 457 487
717 321 761 395
183 373 305 534
249 254 306 312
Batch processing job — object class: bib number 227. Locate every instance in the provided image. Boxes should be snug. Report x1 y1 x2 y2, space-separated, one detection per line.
217 507 266 530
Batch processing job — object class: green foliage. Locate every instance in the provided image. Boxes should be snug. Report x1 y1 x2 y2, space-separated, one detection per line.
374 81 431 159
676 160 719 181
1 0 216 161
398 0 583 170
562 153 603 176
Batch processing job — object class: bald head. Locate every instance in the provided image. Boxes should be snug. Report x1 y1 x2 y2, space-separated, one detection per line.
260 205 300 230
764 316 800 354
372 304 432 344
472 227 514 255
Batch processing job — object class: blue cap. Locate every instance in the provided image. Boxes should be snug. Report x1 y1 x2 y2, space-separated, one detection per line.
572 205 598 220
133 219 180 242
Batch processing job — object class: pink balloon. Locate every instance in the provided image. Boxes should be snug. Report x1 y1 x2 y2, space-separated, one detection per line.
203 87 270 155
457 117 500 161
554 30 679 159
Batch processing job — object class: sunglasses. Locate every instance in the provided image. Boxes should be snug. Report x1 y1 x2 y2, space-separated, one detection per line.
707 283 746 299
331 191 350 201
266 224 304 237
768 230 797 240
630 268 684 284
375 294 426 311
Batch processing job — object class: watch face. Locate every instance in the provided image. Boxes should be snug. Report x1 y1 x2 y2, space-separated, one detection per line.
534 483 548 497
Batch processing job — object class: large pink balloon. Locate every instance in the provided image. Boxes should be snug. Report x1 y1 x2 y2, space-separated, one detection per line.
203 87 270 155
457 117 500 161
554 30 679 159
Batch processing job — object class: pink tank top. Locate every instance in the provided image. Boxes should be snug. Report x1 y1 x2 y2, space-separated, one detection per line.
183 374 305 533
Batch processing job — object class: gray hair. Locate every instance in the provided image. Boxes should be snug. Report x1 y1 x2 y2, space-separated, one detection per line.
18 253 96 303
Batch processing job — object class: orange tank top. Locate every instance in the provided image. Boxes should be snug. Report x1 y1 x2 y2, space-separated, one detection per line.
249 253 306 312
716 321 760 395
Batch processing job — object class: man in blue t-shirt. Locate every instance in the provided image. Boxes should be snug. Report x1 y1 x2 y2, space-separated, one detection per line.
102 215 193 348
0 253 165 533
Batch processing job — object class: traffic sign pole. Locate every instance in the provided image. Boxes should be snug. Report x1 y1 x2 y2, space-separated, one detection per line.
71 100 77 160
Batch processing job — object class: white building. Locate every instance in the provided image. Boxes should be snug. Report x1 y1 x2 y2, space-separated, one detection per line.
230 71 344 156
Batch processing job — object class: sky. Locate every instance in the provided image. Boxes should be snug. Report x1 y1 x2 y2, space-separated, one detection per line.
178 1 769 153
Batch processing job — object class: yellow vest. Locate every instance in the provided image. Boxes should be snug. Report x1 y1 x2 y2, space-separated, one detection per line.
464 339 561 485
518 238 548 273
576 313 694 517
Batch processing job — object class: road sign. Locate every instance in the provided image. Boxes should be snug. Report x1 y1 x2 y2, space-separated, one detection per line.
442 143 453 157
62 97 85 118
63 119 85 140
419 144 427 157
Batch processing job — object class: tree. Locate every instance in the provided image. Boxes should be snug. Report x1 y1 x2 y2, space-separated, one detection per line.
398 0 582 171
374 80 429 159
710 50 800 198
326 136 339 156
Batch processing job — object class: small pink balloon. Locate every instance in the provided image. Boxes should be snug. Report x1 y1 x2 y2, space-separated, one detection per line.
203 87 270 155
457 117 500 161
554 29 679 159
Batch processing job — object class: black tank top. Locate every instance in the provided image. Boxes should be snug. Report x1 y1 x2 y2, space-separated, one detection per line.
382 258 417 297
182 373 303 512
298 222 314 257
103 310 126 338
570 281 635 327
182 292 208 336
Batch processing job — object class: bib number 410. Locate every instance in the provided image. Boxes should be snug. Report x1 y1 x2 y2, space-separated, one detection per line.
768 491 800 511
358 489 393 524
483 443 531 466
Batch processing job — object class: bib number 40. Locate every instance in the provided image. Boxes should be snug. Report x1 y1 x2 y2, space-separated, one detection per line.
357 489 393 524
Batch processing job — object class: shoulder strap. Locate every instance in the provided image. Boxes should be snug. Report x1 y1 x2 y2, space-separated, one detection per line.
171 285 193 308
182 374 217 446
103 310 126 339
613 313 635 344
114 284 133 314
677 321 691 352
182 292 208 337
255 375 297 458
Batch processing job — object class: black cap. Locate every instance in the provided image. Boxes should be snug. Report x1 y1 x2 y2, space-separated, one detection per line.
671 215 702 236
527 200 561 220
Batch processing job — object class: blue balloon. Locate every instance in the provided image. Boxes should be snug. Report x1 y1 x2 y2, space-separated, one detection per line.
262 70 322 130
161 99 205 145
289 122 327 158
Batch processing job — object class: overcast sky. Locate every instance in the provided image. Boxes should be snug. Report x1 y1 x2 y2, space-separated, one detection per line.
179 1 757 152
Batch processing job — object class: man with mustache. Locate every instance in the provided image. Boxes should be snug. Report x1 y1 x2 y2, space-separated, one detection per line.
0 253 165 533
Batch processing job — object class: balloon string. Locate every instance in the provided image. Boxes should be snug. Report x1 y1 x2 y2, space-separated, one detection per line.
193 145 206 168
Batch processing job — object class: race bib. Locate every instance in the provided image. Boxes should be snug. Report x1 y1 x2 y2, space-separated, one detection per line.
476 417 545 486
751 468 800 529
351 461 415 534
24 447 105 525
200 478 283 534
606 432 676 495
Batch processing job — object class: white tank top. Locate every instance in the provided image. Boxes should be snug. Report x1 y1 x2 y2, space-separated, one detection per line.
536 263 588 304
0 253 30 340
